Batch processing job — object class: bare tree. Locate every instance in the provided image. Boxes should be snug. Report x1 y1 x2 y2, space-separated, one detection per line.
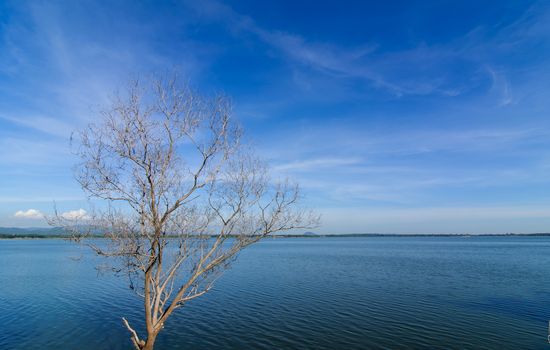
51 74 318 350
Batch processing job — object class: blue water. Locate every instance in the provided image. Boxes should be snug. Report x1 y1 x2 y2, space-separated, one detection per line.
1 236 550 349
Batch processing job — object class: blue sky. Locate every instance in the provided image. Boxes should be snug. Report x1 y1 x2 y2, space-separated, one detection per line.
1 0 550 233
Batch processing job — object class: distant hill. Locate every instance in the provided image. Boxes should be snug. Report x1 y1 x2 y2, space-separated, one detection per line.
0 227 65 236
302 231 318 236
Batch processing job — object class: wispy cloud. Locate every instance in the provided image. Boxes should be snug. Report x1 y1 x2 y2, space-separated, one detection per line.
259 124 550 208
261 123 545 163
189 0 550 101
274 157 362 172
0 114 75 138
188 0 405 94
319 205 550 234
0 196 84 204
0 137 72 165
486 66 513 107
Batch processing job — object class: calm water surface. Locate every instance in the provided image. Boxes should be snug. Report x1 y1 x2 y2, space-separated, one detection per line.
1 236 550 349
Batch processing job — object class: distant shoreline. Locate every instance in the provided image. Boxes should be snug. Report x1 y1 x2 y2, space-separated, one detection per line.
3 232 550 239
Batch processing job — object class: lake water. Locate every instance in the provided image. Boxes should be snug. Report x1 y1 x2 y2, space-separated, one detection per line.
1 236 550 349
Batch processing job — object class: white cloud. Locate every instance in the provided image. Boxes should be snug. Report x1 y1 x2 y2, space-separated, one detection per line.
14 209 44 219
61 208 89 220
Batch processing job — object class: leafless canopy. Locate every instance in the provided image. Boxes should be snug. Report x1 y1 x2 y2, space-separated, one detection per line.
51 74 318 350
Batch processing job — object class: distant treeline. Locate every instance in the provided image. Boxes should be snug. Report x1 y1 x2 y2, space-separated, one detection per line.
3 231 550 239
307 233 550 237
273 233 550 237
0 233 72 239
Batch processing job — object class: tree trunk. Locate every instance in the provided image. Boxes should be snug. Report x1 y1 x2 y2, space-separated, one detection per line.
141 334 157 350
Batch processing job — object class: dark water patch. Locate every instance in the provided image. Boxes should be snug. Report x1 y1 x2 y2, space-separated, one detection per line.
1 237 550 349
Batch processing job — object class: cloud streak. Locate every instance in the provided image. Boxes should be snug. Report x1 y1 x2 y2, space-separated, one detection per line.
321 205 550 234
273 157 362 172
189 0 550 99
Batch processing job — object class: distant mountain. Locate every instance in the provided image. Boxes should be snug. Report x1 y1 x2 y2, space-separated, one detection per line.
302 231 318 236
0 227 65 236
